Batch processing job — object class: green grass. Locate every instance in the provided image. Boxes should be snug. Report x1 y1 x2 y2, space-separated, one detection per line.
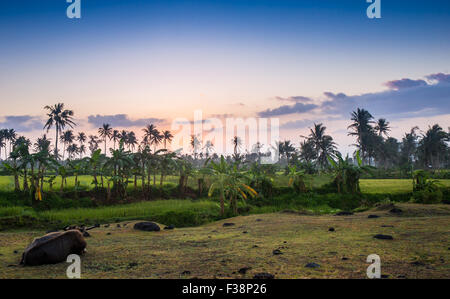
0 175 182 192
360 179 450 194
1 203 449 278
37 200 220 224
1 174 449 194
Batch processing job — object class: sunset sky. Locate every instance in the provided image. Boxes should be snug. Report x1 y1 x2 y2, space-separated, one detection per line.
1 0 449 154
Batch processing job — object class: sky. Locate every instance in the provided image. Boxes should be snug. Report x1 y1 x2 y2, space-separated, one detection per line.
0 0 449 154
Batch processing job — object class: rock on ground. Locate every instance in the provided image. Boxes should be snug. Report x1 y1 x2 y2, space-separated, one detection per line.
134 222 161 232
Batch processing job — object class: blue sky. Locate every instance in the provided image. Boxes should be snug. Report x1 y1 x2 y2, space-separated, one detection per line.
0 0 449 153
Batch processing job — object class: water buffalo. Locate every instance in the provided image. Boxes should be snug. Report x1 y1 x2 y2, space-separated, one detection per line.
20 230 86 266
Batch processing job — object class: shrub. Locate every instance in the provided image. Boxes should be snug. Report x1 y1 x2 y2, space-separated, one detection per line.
412 189 443 204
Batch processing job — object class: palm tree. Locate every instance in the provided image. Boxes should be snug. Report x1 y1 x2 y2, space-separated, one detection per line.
119 130 128 145
400 126 419 167
299 139 317 164
150 129 162 152
111 130 120 150
375 118 391 137
190 135 201 159
34 134 51 153
88 135 100 154
98 123 113 155
203 140 214 158
67 143 79 160
0 129 6 160
232 136 241 156
60 130 75 160
348 108 375 164
43 103 76 158
5 129 17 158
162 130 173 149
302 123 337 169
281 140 295 164
417 124 448 169
79 144 86 159
143 124 162 151
127 131 138 152
77 132 86 145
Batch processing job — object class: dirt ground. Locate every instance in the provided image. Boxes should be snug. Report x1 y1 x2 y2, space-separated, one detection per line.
1 203 449 279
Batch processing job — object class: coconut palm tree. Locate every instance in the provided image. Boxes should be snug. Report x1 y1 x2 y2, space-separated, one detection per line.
281 140 296 165
203 140 214 158
98 123 113 155
299 139 317 164
77 132 86 145
0 129 6 159
88 135 100 154
111 130 120 150
150 129 162 152
43 103 76 158
79 144 86 159
67 143 79 160
162 130 173 149
127 131 138 152
375 118 391 137
119 130 128 145
60 130 75 160
190 135 201 159
400 126 419 167
34 134 51 153
417 124 448 169
348 108 375 164
143 124 161 150
232 136 242 156
5 129 17 158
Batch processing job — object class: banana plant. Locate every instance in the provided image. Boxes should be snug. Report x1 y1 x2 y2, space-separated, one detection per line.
287 165 307 193
208 156 257 216
246 162 276 198
105 142 134 198
327 150 374 194
158 150 177 188
86 149 102 189
412 170 441 192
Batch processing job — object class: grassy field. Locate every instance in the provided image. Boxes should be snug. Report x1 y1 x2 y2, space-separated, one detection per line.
1 175 449 194
0 198 341 229
360 179 450 194
1 203 449 279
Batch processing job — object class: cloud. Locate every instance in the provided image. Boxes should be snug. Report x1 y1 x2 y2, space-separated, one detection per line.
323 92 348 100
321 77 450 119
274 96 312 103
384 78 428 90
87 114 164 128
0 115 43 132
426 73 450 83
258 102 318 117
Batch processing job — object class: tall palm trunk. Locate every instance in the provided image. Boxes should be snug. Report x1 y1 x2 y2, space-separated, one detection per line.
55 127 59 158
14 174 20 191
23 168 29 191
